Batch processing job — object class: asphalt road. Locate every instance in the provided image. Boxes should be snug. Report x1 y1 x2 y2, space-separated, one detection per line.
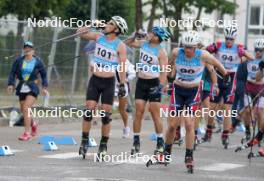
0 119 263 181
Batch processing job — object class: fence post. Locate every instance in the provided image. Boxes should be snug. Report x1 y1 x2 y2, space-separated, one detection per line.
47 28 60 83
71 37 81 95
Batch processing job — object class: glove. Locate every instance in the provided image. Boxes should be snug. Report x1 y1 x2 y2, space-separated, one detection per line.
118 83 126 97
238 47 245 57
223 74 231 86
150 84 164 96
259 61 264 71
206 43 217 53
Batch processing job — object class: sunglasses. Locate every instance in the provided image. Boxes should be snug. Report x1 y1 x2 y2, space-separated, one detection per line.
255 48 264 52
225 37 234 41
184 46 195 49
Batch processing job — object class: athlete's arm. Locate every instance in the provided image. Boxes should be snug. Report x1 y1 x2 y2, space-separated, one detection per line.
256 71 264 82
118 42 127 84
206 64 217 84
158 48 169 85
256 61 264 82
201 50 227 76
169 48 178 79
76 27 101 40
124 37 144 48
244 51 254 60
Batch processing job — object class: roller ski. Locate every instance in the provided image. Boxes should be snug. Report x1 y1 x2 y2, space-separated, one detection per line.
96 144 107 162
201 129 212 143
146 150 168 167
241 131 251 144
146 138 168 167
185 156 194 174
146 145 170 167
79 139 89 159
248 148 264 158
173 137 184 146
235 138 259 152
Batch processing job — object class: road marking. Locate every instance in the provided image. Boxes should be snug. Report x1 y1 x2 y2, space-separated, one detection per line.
197 163 245 172
39 152 95 159
11 149 24 153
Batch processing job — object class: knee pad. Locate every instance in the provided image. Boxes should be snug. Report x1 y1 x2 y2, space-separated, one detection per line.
83 109 93 122
101 112 112 125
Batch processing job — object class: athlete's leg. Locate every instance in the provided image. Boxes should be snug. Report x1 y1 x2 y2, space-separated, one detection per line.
118 96 128 128
21 95 36 134
149 101 164 151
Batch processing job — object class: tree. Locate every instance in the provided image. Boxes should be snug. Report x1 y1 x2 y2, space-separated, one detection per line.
0 0 70 49
135 0 143 30
65 0 135 33
143 0 236 42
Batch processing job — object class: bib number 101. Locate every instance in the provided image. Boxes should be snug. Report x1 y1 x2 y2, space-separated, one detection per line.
97 47 112 59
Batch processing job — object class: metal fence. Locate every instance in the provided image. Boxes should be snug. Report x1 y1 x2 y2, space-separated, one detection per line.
0 19 176 108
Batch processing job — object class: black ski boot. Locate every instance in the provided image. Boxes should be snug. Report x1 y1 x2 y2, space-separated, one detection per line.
221 133 229 149
97 144 107 162
131 139 140 156
79 139 89 159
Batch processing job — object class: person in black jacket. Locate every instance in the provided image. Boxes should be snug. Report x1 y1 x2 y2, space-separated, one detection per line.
7 41 48 141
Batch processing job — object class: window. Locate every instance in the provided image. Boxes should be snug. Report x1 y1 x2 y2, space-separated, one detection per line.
250 6 260 25
249 5 264 35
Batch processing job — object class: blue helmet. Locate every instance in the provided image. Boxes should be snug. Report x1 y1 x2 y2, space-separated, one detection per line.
151 26 170 41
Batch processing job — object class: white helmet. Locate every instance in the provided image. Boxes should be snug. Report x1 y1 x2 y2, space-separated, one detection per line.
111 16 128 35
224 25 238 39
181 30 200 46
254 38 264 49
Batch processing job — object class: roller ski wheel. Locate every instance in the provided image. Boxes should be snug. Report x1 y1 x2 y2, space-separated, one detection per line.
248 152 255 159
249 148 264 158
146 151 168 167
96 145 107 162
79 142 88 159
235 143 250 152
146 159 153 167
241 133 251 144
185 157 194 174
